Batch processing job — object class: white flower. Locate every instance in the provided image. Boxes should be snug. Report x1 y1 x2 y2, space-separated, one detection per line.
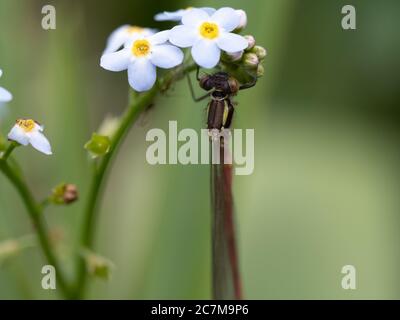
103 25 156 54
168 7 248 69
100 30 184 92
8 119 52 155
154 7 216 21
0 69 12 103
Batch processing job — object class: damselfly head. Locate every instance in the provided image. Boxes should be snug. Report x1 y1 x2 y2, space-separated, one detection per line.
199 72 240 95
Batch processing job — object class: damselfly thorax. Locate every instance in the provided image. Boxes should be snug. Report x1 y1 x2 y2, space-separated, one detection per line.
188 69 257 130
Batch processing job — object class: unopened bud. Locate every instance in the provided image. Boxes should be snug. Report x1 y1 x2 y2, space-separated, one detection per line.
257 64 265 77
63 184 78 204
244 35 256 50
83 250 114 280
223 50 244 62
252 45 267 60
243 53 259 69
235 10 247 31
84 133 111 158
51 183 78 205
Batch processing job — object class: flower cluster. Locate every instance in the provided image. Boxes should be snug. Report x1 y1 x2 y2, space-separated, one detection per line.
100 6 263 92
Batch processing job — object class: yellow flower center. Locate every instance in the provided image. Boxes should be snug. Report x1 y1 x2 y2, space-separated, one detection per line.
16 119 36 132
127 26 144 34
199 22 219 39
131 39 151 57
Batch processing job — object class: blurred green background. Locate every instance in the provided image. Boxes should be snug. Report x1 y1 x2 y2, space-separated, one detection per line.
1 0 400 299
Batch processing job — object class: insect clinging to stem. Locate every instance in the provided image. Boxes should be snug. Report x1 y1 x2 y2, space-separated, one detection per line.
187 67 257 131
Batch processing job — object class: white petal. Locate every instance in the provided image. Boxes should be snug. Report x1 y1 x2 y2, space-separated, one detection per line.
169 25 197 48
201 7 217 15
182 8 210 27
211 7 240 32
127 59 157 92
28 131 52 155
150 45 184 69
0 69 2 77
100 49 131 72
236 10 247 29
191 40 220 69
154 9 186 21
104 25 130 54
8 125 29 146
0 87 12 102
148 30 171 45
217 32 248 53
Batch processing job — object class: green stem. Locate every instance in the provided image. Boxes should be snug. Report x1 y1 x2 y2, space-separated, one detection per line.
0 160 73 299
1 142 18 161
73 63 197 298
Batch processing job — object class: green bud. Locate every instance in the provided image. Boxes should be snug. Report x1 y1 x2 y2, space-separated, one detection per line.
50 183 78 205
83 250 114 280
243 53 259 69
257 64 265 77
244 35 256 50
251 45 267 60
84 133 111 158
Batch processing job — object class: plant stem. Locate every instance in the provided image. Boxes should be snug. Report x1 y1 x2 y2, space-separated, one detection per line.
0 160 73 299
210 136 242 300
1 142 17 161
73 63 197 299
74 87 158 297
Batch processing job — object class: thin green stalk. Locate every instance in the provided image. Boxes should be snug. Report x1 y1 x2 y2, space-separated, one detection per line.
73 62 197 298
1 142 18 161
0 160 73 299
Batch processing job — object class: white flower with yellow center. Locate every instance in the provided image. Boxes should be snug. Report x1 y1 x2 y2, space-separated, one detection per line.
103 25 156 54
100 30 184 92
154 7 216 21
8 119 52 155
168 7 248 69
0 69 12 103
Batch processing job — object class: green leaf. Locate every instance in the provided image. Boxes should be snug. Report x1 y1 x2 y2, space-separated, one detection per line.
84 133 111 158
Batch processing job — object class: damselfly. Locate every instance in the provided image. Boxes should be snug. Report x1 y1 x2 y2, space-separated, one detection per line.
188 68 257 130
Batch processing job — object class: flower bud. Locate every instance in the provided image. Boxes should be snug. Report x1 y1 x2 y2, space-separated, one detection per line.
84 133 111 158
63 184 78 204
243 53 259 69
244 35 256 50
252 45 267 60
235 10 247 31
222 50 244 63
257 64 265 77
51 183 78 205
83 250 114 280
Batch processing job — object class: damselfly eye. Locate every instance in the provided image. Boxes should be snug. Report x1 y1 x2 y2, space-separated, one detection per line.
228 78 240 94
199 76 214 91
